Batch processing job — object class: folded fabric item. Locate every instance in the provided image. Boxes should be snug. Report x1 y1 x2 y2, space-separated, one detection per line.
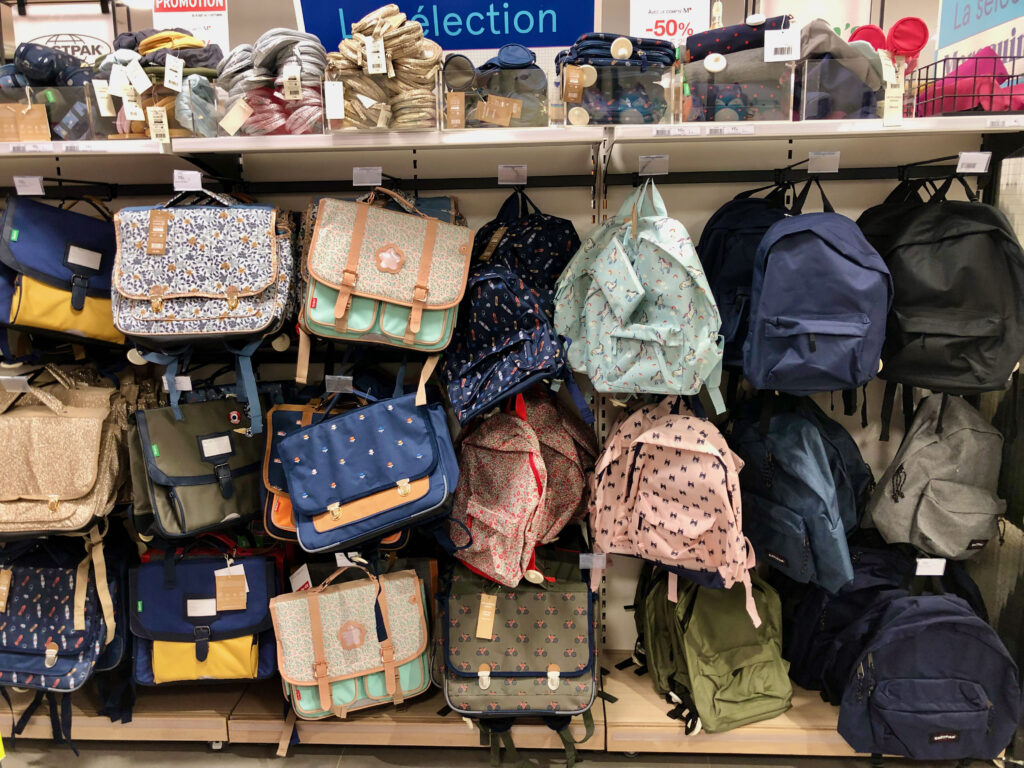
802 18 884 92
685 15 790 62
114 27 190 51
802 53 879 119
140 44 224 69
176 74 217 137
0 63 27 89
95 49 143 79
916 46 1012 116
252 27 327 79
138 31 205 55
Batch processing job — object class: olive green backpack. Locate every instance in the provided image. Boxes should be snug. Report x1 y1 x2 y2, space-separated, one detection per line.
633 566 793 734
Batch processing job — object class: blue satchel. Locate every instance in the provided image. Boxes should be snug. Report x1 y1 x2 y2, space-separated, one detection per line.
278 356 459 553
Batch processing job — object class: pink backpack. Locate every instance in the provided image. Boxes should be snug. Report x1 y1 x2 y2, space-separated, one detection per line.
590 397 760 624
450 392 596 587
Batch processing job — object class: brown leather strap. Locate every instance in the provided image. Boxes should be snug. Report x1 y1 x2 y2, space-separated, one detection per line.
88 527 115 646
403 218 438 345
366 187 427 217
333 203 370 331
276 708 297 757
305 591 334 713
296 327 310 385
415 355 440 407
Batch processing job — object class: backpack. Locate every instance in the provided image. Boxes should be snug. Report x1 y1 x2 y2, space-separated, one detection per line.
696 184 790 368
441 265 592 426
471 188 580 317
729 406 855 593
554 179 725 411
638 567 792 733
870 176 1024 397
450 391 596 587
743 179 892 395
864 394 1006 559
590 397 758 624
837 594 1021 761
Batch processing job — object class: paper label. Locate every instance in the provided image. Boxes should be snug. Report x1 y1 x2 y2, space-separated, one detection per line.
125 58 152 95
107 64 128 98
13 176 44 196
186 597 217 617
639 154 669 176
66 245 103 270
882 57 906 127
490 95 522 119
667 571 678 603
214 563 249 593
289 563 312 592
146 209 170 255
498 164 528 185
578 553 607 570
353 166 383 187
916 558 946 576
957 151 991 174
476 593 497 640
764 27 800 62
146 105 170 143
334 552 355 568
122 88 145 122
879 50 898 87
0 376 30 392
161 374 192 392
477 226 507 262
173 169 203 192
164 54 184 92
199 434 232 459
479 97 514 126
653 125 701 137
324 375 354 393
808 151 841 174
563 65 584 103
282 63 303 101
446 91 465 128
0 569 11 612
215 574 247 611
364 36 387 75
323 80 345 121
91 80 116 117
219 98 254 136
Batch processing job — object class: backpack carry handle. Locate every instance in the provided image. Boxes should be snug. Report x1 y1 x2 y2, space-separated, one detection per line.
629 179 669 237
929 174 978 203
791 178 835 215
365 187 429 218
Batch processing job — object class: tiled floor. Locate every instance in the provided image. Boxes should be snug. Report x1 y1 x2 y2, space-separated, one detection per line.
1 742 975 768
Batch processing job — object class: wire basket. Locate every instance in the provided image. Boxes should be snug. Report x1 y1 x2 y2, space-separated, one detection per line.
907 54 1023 118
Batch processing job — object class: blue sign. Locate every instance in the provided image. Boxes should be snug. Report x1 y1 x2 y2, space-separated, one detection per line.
938 0 1023 50
294 0 594 51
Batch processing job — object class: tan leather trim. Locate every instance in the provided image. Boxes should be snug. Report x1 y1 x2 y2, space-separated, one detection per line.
403 218 438 344
416 356 440 407
311 478 430 533
112 209 280 301
296 326 310 385
276 709 297 756
305 591 334 713
331 203 370 331
270 493 296 533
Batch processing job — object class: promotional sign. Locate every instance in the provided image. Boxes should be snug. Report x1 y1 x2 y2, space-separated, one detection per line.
152 0 230 53
11 3 113 64
293 0 593 50
937 0 1022 62
629 1 710 47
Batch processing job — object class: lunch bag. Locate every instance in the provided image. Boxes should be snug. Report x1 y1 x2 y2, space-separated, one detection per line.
130 552 277 685
128 398 264 539
0 197 122 351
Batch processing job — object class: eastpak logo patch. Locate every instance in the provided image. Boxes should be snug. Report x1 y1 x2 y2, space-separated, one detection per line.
929 731 960 743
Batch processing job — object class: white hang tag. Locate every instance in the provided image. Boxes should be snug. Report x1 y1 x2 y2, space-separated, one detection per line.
335 553 355 568
12 176 44 196
122 89 145 122
915 558 946 577
808 151 840 174
164 54 184 93
125 58 152 95
214 563 249 593
161 374 193 392
957 151 992 174
498 164 528 185
289 563 312 592
764 27 800 62
638 154 669 176
353 166 382 186
219 98 254 136
882 57 906 127
0 375 31 392
146 105 170 143
324 80 345 120
879 51 898 87
91 80 116 117
107 64 128 98
282 63 303 101
173 169 203 192
364 36 387 75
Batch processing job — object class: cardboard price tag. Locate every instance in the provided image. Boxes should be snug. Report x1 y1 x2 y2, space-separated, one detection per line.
216 574 248 611
446 91 465 128
764 27 800 62
219 98 254 136
490 95 522 119
91 80 116 117
282 63 303 101
125 58 152 95
214 563 249 593
164 54 184 92
323 80 345 120
122 89 145 122
479 97 514 126
146 105 170 143
476 593 497 639
107 64 128 98
563 65 584 103
364 36 387 75
0 569 11 612
12 176 44 196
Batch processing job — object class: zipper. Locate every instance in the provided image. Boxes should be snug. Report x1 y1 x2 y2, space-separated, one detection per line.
855 662 865 702
808 332 817 352
866 652 876 699
167 488 187 533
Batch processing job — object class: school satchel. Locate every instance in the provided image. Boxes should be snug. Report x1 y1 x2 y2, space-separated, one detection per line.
0 372 128 538
130 552 277 685
128 398 264 539
299 187 474 364
0 197 123 350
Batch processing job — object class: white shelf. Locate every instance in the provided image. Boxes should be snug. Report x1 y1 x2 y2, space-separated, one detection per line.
0 139 169 156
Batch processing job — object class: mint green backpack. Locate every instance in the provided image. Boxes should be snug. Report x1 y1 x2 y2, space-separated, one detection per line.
554 179 725 413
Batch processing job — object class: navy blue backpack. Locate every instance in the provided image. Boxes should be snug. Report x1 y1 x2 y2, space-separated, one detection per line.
838 594 1021 761
697 184 791 369
441 265 592 425
743 179 892 395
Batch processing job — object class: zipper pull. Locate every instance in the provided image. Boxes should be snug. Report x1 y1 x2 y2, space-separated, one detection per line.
808 333 817 353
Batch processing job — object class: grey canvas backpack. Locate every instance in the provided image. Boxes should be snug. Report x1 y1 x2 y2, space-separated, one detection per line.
864 394 1005 559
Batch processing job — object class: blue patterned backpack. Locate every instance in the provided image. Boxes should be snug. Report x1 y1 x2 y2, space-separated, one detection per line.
441 265 592 425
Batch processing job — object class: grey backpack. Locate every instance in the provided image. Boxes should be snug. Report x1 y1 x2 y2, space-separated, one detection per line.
864 394 1005 559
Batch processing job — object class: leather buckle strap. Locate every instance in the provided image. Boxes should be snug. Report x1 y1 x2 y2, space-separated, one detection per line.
313 660 329 678
70 274 89 312
214 463 234 500
342 268 359 286
194 625 211 662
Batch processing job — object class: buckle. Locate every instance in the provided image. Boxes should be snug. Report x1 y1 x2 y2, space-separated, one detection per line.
327 501 341 521
313 660 329 678
47 494 60 512
396 478 411 497
412 284 429 302
477 665 491 690
70 274 89 287
379 640 395 664
342 269 359 286
44 641 59 669
194 625 211 642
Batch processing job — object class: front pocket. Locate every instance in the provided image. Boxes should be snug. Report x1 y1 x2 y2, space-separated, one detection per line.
890 311 1004 386
763 314 871 392
912 480 1005 559
151 634 259 684
744 494 816 584
12 274 124 344
871 677 991 759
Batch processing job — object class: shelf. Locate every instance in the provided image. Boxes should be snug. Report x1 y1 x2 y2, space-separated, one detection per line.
601 653 857 757
0 140 169 156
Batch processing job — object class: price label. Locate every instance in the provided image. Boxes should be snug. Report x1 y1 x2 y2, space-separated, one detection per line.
13 175 44 196
353 166 383 187
653 125 701 137
808 151 841 174
91 80 116 117
957 151 992 174
161 375 193 392
879 50 898 87
122 89 145 122
219 98 254 136
323 80 345 121
107 64 128 97
562 65 584 103
446 91 465 129
173 169 203 191
164 54 184 92
638 154 669 175
146 105 170 143
882 58 906 127
282 63 303 101
764 27 801 62
125 58 152 95
916 558 946 577
479 97 514 126
630 2 705 46
498 164 528 185
364 36 387 75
